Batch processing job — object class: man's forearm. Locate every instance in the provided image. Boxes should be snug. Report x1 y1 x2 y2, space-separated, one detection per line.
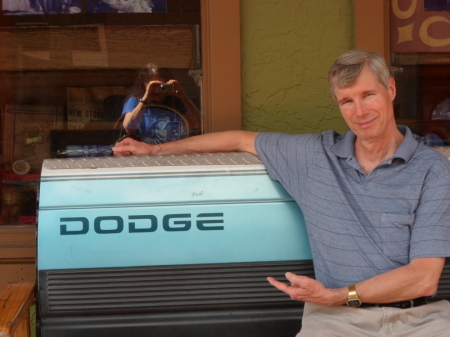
151 131 258 155
354 257 445 304
268 257 445 307
113 130 259 157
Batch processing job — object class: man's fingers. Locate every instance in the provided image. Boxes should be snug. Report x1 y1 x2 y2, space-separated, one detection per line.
267 276 309 301
285 272 313 287
113 143 134 156
118 138 137 146
113 138 136 154
113 150 132 156
268 273 330 305
268 273 315 293
285 272 296 283
267 277 291 293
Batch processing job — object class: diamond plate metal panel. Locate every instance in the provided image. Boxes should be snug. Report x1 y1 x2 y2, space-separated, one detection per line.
42 153 263 170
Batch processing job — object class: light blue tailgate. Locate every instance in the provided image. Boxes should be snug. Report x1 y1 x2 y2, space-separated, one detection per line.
38 153 311 270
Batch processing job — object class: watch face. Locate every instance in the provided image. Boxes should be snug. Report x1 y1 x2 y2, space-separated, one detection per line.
347 299 361 307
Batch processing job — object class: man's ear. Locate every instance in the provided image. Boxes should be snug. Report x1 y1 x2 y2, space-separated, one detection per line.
388 77 396 100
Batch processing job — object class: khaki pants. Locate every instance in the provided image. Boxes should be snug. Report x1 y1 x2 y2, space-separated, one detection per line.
297 300 450 337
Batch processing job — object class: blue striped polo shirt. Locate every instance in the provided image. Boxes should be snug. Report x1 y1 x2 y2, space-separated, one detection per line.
255 126 450 288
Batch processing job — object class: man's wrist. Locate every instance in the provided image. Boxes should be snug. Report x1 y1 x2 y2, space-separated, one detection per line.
346 284 362 307
323 287 350 306
148 143 164 156
337 286 351 306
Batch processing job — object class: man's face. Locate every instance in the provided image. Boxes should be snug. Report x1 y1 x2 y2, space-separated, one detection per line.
333 66 396 143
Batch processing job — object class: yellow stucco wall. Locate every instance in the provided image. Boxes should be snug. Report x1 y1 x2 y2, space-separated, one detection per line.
241 0 354 134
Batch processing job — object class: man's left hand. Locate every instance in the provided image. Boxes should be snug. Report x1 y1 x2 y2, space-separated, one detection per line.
267 272 346 306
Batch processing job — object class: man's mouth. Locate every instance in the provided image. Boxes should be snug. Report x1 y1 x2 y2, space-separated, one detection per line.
356 117 376 129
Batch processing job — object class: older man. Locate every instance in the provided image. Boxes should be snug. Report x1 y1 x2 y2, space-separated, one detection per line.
113 49 450 336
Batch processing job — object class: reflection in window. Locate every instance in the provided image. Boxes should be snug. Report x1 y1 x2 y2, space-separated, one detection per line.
424 0 450 12
390 0 450 147
0 0 201 226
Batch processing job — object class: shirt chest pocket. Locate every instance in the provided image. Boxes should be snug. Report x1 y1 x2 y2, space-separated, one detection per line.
380 213 415 263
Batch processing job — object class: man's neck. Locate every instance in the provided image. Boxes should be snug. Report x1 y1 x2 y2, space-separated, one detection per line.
354 128 405 175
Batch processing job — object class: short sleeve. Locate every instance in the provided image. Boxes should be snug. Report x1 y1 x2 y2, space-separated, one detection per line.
255 132 316 197
410 154 450 259
122 96 138 115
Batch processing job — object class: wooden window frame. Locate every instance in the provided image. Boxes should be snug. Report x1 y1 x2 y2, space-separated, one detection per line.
355 0 390 64
201 0 241 133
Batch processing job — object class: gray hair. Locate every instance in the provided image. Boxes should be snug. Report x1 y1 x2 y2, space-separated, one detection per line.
328 49 391 97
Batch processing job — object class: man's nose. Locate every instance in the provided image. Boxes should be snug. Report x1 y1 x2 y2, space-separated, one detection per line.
354 101 368 117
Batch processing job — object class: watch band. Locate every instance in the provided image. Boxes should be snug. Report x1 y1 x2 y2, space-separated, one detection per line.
139 99 149 105
347 284 362 307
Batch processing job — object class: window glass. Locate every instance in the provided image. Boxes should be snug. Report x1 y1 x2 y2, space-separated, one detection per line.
0 0 201 226
390 0 450 146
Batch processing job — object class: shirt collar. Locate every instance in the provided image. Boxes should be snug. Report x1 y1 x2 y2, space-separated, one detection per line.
331 125 419 164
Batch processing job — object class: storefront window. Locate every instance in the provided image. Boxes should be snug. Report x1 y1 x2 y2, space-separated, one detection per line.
0 0 201 226
390 0 450 146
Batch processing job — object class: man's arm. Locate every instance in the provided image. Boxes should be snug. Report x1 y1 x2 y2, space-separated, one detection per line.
267 256 445 306
113 130 259 156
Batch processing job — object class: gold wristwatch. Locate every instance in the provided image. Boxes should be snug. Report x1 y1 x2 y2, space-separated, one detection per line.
347 284 362 307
